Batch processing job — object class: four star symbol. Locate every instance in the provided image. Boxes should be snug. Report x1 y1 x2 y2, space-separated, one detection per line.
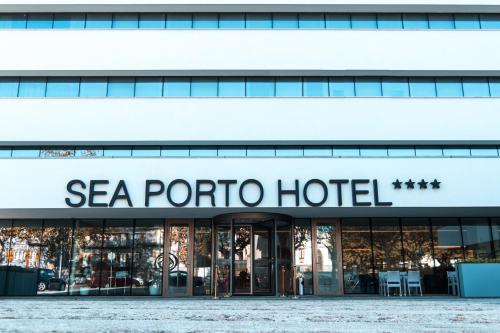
392 178 441 190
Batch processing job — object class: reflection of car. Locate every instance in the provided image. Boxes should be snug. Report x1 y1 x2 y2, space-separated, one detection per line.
37 269 66 292
168 271 203 287
89 270 144 288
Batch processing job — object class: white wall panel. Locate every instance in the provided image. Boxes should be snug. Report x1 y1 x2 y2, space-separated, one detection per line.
0 30 500 76
2 1 500 13
0 157 498 218
0 98 498 145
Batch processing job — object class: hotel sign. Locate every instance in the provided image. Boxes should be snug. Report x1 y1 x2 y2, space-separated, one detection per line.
64 178 440 209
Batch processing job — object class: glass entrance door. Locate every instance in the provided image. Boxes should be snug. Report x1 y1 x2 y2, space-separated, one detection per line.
164 220 193 296
233 225 252 294
253 221 274 295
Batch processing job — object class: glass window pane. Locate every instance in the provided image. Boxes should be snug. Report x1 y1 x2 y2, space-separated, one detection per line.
246 147 275 157
298 13 325 29
401 218 435 292
135 77 163 97
246 77 275 97
163 77 190 97
325 13 351 29
315 223 340 293
219 13 245 28
190 147 217 157
351 14 377 29
79 77 107 97
27 14 53 29
329 77 355 97
454 14 480 29
388 147 416 157
218 147 246 157
193 13 218 28
40 147 74 158
11 148 39 157
294 220 313 295
436 78 463 97
492 218 500 258
161 147 189 157
272 13 298 29
132 220 164 295
332 147 360 157
166 13 192 28
303 147 332 157
470 147 498 157
86 13 113 29
409 78 436 97
462 78 490 97
191 78 218 97
75 148 104 157
428 14 455 29
246 13 272 29
107 78 135 97
53 13 85 29
104 148 132 157
354 78 382 97
0 148 12 157
415 147 443 157
432 218 463 292
0 14 27 29
218 77 245 96
480 14 500 29
462 219 494 259
303 77 329 96
402 13 429 29
443 147 470 157
0 78 19 97
275 77 302 97
132 147 161 157
112 13 139 29
70 220 103 295
381 77 409 97
489 78 500 96
18 78 46 97
139 13 165 29
360 148 388 157
342 219 375 294
377 14 403 29
46 77 80 97
275 147 303 157
372 219 403 272
36 219 72 295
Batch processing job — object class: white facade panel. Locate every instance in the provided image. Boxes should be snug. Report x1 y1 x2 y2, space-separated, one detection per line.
0 157 498 218
0 98 498 145
2 0 500 13
0 30 500 76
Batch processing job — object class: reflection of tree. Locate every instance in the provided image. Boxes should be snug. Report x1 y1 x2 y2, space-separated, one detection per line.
234 227 250 258
401 229 433 270
217 229 231 260
170 227 188 265
341 227 372 274
316 225 336 262
294 226 311 251
372 227 402 270
0 227 11 263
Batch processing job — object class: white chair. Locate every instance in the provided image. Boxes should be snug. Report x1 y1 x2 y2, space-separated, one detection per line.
378 272 387 296
406 271 423 296
386 271 402 296
447 271 459 296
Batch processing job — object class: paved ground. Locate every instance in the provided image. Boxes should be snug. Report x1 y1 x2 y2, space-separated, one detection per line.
1 297 500 333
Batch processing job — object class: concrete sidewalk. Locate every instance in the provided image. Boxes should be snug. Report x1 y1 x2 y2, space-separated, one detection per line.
1 297 499 332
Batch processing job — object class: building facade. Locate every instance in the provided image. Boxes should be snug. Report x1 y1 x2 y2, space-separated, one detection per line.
0 0 500 297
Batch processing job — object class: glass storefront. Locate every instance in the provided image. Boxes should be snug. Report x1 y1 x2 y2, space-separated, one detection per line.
0 216 498 296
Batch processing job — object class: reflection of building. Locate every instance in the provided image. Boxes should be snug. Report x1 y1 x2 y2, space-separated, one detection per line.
1 1 500 298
